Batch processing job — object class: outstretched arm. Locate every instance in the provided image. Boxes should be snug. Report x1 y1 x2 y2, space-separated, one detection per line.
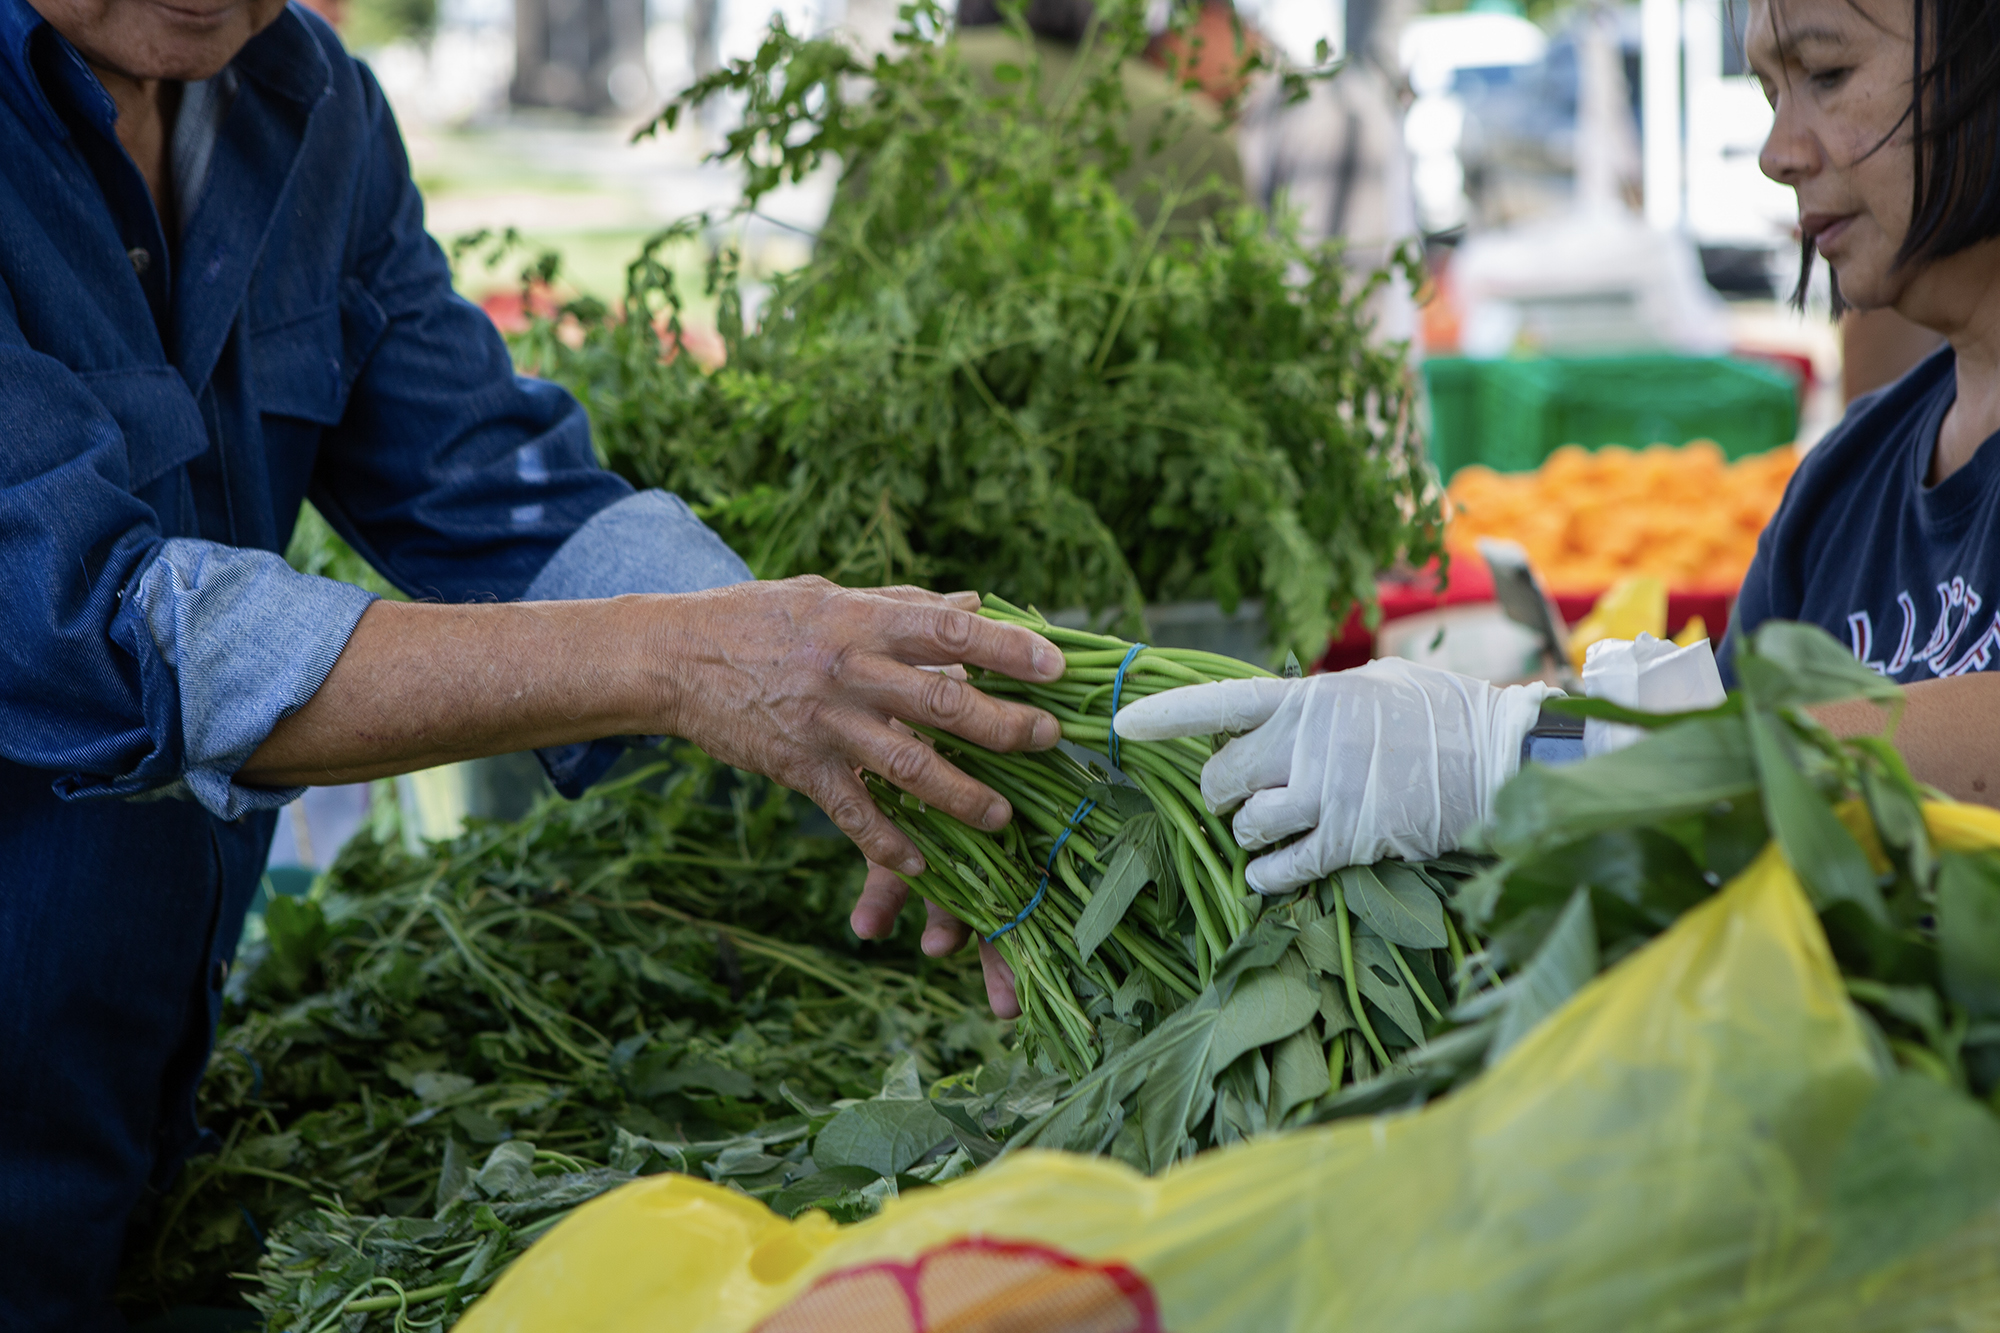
243 578 1066 875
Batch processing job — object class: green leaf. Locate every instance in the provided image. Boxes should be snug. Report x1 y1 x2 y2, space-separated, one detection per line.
1342 863 1447 949
1488 830 1708 937
1701 795 1770 883
1938 853 2000 1021
1352 934 1425 1046
1082 783 1157 822
1268 1026 1331 1123
874 1052 925 1101
1009 994 1218 1163
1134 1001 1225 1172
1297 915 1345 976
1746 707 1887 925
1209 953 1321 1074
770 1166 884 1218
1318 974 1357 1037
1828 1073 2000 1274
1542 695 1740 728
1210 910 1300 989
1854 738 1935 887
1740 620 1905 712
1489 887 1598 1064
1074 841 1152 962
813 1100 953 1176
1490 715 1758 859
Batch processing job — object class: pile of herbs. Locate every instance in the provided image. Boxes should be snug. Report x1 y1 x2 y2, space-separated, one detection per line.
114 754 1020 1329
508 0 1439 659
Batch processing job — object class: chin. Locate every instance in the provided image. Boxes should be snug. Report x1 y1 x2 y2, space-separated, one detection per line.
70 1 282 80
1828 262 1901 312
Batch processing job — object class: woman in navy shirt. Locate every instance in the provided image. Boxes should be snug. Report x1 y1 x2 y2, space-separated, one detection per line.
1117 0 2000 932
1724 0 2000 802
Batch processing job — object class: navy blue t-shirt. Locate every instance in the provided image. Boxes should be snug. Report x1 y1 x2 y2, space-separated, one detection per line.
1724 346 2000 686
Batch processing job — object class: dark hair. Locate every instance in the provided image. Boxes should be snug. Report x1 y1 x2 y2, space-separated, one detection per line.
956 0 1100 43
1786 0 2000 311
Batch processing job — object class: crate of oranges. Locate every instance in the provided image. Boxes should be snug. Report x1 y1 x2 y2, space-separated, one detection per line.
1443 440 1799 598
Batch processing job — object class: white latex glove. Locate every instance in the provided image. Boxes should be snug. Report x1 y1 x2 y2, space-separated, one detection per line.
1112 658 1555 893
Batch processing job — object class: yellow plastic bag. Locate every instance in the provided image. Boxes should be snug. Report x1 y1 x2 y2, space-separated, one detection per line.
461 830 2000 1333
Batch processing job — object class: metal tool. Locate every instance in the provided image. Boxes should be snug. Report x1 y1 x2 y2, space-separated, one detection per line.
1478 537 1582 692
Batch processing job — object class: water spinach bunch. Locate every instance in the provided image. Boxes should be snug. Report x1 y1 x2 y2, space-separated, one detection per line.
875 596 1469 1096
881 614 2000 1175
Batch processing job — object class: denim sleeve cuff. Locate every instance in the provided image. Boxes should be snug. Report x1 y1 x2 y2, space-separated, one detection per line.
98 539 377 820
523 490 753 798
522 489 752 601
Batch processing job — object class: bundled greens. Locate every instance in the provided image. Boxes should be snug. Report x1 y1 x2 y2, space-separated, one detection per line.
874 610 2000 1175
512 0 1440 657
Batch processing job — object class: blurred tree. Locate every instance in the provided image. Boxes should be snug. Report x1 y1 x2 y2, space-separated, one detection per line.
340 0 439 49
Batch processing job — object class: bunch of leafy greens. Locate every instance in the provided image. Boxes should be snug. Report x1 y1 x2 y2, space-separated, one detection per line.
510 0 1439 659
113 754 1015 1328
816 599 2000 1175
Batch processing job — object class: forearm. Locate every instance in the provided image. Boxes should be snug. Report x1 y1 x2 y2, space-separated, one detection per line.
239 595 663 786
1811 673 2000 806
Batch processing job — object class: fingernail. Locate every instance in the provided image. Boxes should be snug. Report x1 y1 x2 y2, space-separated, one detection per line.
901 854 926 876
983 799 1010 830
1033 715 1059 748
1034 646 1062 677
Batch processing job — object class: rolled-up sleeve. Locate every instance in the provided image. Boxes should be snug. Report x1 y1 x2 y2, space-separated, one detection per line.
0 328 376 818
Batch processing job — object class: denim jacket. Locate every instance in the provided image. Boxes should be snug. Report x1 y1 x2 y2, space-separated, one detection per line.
0 5 746 1324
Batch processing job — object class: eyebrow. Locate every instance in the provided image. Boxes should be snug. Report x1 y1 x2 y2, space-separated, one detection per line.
1770 22 1854 54
1747 19 1851 69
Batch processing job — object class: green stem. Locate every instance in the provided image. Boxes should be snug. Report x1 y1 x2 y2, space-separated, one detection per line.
1386 941 1444 1025
1331 881 1392 1068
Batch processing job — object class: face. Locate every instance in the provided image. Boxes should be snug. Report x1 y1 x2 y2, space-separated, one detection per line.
1748 0 1916 309
28 0 289 83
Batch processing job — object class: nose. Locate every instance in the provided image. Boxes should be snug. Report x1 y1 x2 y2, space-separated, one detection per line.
1759 89 1819 189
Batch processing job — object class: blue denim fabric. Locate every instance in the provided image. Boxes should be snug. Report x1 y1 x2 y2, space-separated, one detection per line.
0 5 746 1325
526 489 754 794
109 539 378 819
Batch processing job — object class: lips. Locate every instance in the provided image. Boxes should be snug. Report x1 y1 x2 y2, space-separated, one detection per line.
146 0 247 26
1800 212 1858 255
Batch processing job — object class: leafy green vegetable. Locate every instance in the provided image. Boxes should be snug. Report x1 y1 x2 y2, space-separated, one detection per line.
114 754 1006 1326
509 0 1439 658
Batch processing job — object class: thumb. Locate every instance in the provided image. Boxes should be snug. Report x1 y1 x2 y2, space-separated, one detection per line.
1112 678 1294 741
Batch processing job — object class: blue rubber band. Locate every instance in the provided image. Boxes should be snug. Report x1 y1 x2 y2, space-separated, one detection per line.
987 796 1097 942
232 1044 264 1099
239 1204 267 1251
1108 641 1147 769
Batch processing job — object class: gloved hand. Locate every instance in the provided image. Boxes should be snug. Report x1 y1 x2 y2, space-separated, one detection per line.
1112 658 1556 893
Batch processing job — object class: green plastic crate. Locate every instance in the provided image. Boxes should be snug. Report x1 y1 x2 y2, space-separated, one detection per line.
1422 354 1800 478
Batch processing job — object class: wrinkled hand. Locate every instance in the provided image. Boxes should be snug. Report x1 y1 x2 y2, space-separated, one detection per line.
1112 658 1553 893
851 860 1021 1018
656 576 1064 877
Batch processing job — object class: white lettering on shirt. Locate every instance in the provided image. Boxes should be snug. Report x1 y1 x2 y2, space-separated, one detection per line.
1848 579 2000 680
